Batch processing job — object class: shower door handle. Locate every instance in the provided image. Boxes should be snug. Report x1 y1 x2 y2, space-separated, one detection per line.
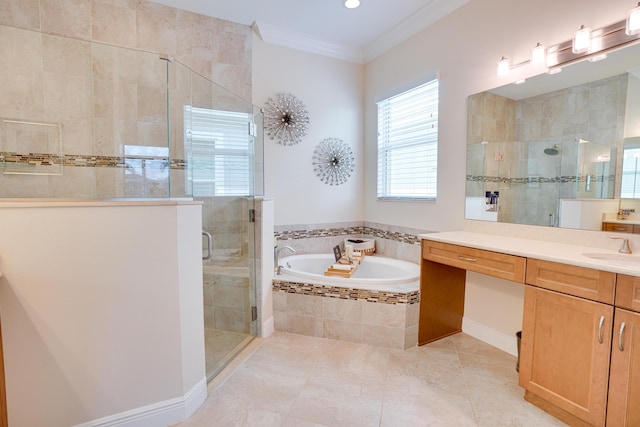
202 231 212 260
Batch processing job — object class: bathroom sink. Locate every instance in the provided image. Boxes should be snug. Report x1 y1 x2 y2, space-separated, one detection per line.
582 252 640 267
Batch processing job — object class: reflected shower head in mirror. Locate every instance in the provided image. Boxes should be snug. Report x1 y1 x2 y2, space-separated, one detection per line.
544 145 559 155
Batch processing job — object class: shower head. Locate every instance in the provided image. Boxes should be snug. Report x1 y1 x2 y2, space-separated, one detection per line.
544 145 559 156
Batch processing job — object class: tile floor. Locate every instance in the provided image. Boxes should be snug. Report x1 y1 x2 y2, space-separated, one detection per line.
179 331 566 426
205 328 253 380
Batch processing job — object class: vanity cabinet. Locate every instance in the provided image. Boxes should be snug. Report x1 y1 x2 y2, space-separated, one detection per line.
419 241 525 345
520 267 640 427
419 236 640 426
519 285 612 426
421 240 526 282
601 222 640 234
606 275 640 426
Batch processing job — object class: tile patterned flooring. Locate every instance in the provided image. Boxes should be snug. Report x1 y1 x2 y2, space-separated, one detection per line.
179 331 567 426
205 328 253 380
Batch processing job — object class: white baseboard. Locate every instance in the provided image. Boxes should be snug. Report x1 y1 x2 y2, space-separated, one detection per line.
73 377 207 427
262 316 275 337
462 317 519 356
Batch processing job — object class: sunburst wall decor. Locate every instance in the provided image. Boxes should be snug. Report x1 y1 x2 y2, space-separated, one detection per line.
312 138 355 186
263 93 310 145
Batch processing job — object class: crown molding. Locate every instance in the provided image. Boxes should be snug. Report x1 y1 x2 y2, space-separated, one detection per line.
363 0 470 62
252 0 469 64
252 21 365 64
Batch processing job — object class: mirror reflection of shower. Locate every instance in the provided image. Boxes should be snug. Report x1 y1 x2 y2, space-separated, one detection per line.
577 138 616 200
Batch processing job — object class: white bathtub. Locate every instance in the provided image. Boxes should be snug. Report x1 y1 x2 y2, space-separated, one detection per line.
277 254 419 292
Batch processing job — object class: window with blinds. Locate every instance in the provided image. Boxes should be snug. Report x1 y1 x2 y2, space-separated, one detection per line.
376 79 439 200
184 106 253 197
621 147 640 198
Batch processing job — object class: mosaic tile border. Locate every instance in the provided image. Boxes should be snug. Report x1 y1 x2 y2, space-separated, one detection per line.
466 174 615 184
274 226 421 245
272 280 420 305
0 152 186 169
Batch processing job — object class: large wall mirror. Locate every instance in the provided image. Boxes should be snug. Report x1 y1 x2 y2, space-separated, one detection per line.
466 41 640 232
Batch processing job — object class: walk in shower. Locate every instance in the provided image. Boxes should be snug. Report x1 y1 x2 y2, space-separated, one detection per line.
0 26 263 382
171 60 263 380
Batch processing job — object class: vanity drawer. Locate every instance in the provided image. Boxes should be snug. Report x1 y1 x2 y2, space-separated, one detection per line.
422 240 526 283
526 259 615 304
601 222 640 234
616 274 640 312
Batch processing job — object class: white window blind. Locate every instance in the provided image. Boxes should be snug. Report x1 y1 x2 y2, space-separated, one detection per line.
621 147 640 198
184 106 253 197
377 79 439 200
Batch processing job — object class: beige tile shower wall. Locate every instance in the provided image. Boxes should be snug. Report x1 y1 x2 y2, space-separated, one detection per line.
466 92 516 224
201 197 250 255
0 0 251 198
516 74 627 146
0 0 252 100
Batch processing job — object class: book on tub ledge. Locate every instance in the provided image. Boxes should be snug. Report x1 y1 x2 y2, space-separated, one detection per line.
324 252 364 278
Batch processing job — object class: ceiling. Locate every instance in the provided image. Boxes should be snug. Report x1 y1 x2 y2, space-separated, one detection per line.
149 0 469 63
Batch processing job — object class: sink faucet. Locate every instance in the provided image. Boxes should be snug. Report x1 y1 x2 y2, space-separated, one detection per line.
610 236 632 254
274 245 296 275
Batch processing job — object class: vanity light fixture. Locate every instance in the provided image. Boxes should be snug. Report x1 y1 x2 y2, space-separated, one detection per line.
628 2 640 34
531 42 546 66
572 25 592 54
344 0 360 8
497 3 640 79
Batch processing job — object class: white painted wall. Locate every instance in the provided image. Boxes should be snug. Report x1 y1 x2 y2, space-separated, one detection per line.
0 201 205 427
258 198 275 337
252 33 365 226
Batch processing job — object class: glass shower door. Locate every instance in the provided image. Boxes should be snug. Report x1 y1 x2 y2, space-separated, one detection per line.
170 60 261 381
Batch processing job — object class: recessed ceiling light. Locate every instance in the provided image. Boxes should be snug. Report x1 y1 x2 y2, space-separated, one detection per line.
344 0 360 9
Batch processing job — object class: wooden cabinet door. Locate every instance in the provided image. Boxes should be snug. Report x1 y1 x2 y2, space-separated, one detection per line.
607 309 640 426
519 286 613 426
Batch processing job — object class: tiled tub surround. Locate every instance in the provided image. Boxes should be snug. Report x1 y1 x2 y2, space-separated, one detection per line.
273 280 419 349
274 221 426 263
272 221 427 349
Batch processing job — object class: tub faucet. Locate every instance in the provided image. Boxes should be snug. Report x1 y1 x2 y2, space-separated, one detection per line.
275 245 296 275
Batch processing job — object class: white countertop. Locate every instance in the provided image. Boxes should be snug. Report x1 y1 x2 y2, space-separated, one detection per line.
419 231 640 277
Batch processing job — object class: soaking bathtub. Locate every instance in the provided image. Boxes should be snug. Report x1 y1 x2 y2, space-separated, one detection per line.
277 253 419 292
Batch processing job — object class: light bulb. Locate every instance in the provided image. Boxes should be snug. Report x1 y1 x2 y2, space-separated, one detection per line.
344 0 360 8
572 25 591 54
627 2 640 35
497 56 510 77
531 43 546 66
